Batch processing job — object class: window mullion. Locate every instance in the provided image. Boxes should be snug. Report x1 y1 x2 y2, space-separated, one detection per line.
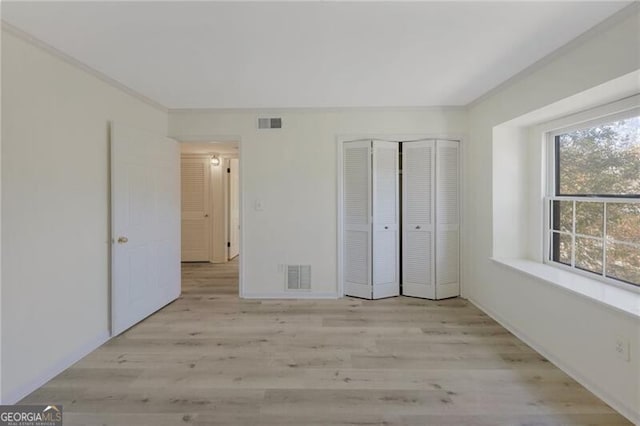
571 200 576 268
603 201 607 279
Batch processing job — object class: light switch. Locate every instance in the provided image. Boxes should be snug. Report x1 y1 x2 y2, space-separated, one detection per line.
255 200 264 211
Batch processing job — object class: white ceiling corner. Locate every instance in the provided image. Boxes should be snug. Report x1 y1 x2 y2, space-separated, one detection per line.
1 1 632 109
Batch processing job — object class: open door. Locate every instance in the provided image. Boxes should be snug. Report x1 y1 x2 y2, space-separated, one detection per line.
228 158 240 260
111 123 181 336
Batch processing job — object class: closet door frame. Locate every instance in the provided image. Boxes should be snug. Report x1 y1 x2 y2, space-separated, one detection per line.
337 134 464 299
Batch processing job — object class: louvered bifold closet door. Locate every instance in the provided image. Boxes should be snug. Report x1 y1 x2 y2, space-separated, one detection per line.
372 140 400 299
435 140 460 299
181 157 211 261
343 141 373 299
402 140 436 299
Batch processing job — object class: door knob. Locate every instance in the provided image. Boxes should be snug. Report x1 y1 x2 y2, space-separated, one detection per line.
204 214 209 218
384 226 389 229
117 236 129 244
415 226 421 230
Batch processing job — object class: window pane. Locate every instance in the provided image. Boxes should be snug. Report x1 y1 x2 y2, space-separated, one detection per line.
551 232 572 266
575 201 603 237
607 203 640 245
575 237 603 275
552 200 573 232
606 242 640 286
556 116 640 196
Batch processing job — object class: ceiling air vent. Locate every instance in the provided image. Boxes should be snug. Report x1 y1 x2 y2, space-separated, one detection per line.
257 117 282 129
286 265 311 290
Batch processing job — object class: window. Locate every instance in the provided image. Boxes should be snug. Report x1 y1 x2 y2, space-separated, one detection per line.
547 111 640 288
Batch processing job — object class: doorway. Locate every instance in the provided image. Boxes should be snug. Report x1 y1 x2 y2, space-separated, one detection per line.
179 141 241 294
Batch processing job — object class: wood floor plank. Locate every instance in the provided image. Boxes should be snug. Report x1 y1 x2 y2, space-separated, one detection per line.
19 259 631 425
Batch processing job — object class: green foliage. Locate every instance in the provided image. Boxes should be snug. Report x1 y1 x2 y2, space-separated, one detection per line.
558 117 639 195
554 117 639 286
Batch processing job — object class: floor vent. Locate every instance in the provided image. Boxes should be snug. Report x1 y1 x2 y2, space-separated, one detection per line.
257 117 282 129
286 265 311 290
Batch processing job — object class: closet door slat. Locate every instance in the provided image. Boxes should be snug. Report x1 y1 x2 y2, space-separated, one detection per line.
372 140 400 299
401 140 436 299
343 141 373 299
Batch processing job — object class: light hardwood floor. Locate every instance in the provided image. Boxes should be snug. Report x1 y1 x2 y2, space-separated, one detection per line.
22 259 631 425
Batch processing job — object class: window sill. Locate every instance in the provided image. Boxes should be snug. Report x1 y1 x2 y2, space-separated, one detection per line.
491 258 640 319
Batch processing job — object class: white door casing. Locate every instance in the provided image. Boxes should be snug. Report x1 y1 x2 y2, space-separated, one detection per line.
180 156 211 262
111 123 181 336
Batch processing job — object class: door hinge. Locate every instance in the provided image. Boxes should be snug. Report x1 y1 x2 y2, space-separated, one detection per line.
227 242 231 248
227 168 231 173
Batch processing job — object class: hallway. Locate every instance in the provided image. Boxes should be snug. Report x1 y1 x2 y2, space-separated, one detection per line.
182 259 240 296
20 261 629 425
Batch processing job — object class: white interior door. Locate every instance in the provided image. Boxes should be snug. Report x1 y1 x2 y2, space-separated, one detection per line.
343 141 372 299
435 140 460 299
111 123 181 336
402 140 436 299
228 158 240 259
372 140 399 299
181 157 211 261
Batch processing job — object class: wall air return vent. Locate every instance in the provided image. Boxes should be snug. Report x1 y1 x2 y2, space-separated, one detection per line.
286 265 311 290
257 117 282 129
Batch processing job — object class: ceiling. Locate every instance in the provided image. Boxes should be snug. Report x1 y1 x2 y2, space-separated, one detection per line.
1 1 631 109
181 142 239 156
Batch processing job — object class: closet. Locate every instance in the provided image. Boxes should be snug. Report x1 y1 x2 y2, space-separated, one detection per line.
343 140 400 299
181 156 211 262
342 139 459 300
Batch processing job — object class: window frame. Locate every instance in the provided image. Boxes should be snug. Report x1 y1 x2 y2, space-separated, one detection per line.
544 106 640 293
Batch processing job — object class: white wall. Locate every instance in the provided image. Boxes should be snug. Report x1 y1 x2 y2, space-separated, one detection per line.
465 6 640 423
0 24 4 404
170 109 467 297
1 28 168 403
491 125 531 259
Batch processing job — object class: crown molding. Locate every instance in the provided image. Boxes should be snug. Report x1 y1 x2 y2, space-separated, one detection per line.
1 21 168 114
169 105 467 114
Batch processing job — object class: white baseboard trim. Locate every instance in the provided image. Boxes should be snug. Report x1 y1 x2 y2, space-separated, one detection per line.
1 329 110 405
468 297 639 425
242 292 339 299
